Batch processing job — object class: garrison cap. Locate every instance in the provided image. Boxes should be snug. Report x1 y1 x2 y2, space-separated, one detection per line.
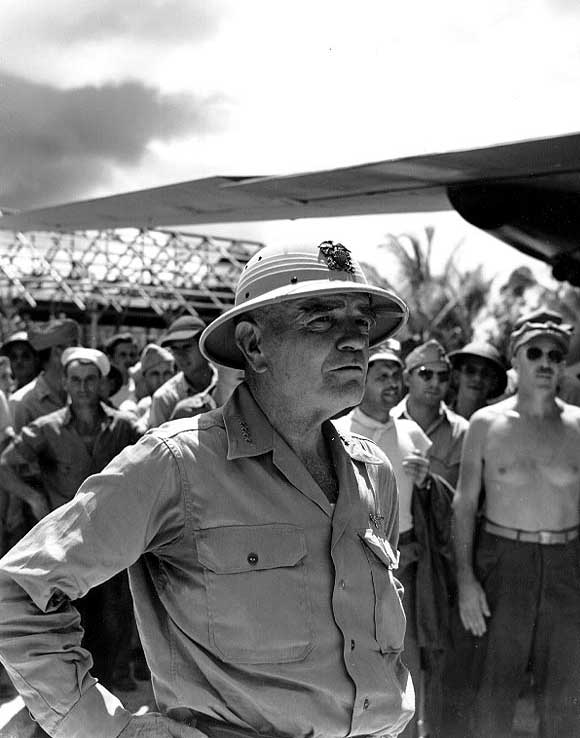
28 319 79 352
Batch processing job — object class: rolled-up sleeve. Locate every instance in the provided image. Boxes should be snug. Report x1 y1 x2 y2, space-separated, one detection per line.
0 432 185 737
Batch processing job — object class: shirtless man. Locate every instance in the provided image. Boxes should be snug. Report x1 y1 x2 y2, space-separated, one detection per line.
454 311 580 737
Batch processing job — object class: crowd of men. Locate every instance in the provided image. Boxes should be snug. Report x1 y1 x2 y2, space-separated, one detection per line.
0 313 235 696
0 241 577 738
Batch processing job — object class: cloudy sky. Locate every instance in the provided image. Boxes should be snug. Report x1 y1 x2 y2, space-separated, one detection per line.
1 0 579 278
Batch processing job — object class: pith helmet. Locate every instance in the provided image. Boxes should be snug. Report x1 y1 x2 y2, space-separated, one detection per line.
200 241 409 369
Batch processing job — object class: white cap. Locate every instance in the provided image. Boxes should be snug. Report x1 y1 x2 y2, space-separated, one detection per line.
61 347 110 376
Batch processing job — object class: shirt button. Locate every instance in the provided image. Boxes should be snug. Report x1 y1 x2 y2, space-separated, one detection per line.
363 698 370 710
247 553 259 566
339 580 346 589
350 639 355 650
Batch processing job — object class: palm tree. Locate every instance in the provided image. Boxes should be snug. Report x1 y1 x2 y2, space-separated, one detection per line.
361 227 493 352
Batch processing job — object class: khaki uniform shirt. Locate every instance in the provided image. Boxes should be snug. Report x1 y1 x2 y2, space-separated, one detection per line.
9 372 65 432
148 367 218 428
0 402 142 512
0 384 413 738
391 396 468 488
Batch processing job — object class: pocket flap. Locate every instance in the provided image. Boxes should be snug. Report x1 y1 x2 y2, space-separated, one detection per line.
359 528 400 569
197 524 307 573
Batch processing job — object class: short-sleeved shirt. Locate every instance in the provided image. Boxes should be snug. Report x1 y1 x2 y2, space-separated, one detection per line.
391 396 468 488
0 383 413 738
9 373 65 432
1 402 142 511
335 407 432 533
148 367 218 428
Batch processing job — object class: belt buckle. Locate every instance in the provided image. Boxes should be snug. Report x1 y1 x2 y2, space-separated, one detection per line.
538 530 554 545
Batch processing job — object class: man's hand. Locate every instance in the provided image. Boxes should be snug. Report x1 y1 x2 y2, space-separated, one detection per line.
458 573 491 637
402 452 430 488
28 494 50 521
119 712 208 737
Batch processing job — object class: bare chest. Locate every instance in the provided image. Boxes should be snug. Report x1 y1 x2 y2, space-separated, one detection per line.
485 417 580 488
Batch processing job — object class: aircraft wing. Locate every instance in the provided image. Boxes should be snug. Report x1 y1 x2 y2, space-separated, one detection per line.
2 132 580 276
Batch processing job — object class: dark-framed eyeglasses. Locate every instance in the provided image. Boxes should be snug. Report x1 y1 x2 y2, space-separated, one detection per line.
415 368 450 383
525 346 564 364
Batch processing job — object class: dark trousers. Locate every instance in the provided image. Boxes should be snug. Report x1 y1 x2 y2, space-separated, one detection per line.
468 531 580 738
397 557 445 738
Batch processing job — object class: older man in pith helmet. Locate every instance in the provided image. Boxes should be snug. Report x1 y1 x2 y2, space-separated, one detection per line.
453 310 580 737
0 241 414 738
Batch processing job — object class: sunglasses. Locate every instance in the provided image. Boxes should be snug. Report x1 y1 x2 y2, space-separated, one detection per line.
415 368 450 383
525 346 564 363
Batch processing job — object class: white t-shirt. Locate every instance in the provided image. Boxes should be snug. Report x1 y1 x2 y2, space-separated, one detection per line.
335 408 431 533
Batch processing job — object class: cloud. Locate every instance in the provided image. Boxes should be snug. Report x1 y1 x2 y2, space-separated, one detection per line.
0 0 227 88
0 73 228 209
2 0 224 45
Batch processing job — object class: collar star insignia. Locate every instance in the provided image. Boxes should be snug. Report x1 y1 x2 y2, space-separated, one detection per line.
369 512 384 528
319 241 355 273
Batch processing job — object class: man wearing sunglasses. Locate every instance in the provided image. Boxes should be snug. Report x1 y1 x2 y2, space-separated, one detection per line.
391 339 468 489
453 312 580 737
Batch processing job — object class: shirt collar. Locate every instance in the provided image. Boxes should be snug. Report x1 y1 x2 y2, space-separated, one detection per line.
223 383 275 459
350 406 394 434
35 372 56 401
392 394 450 433
62 401 116 427
223 384 385 465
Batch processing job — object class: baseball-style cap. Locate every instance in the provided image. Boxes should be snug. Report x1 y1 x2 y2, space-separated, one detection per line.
404 339 449 373
448 341 507 397
199 241 409 369
160 315 206 347
28 319 79 352
141 343 175 373
61 347 110 376
509 308 573 359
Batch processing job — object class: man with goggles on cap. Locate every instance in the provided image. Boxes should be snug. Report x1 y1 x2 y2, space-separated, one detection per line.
0 242 414 738
453 310 580 737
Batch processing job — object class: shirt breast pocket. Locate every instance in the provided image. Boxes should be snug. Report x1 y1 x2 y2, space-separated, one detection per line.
359 529 406 654
196 524 314 664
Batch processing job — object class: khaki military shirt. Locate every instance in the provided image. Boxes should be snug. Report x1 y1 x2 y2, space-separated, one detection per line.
391 396 468 488
0 384 413 738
